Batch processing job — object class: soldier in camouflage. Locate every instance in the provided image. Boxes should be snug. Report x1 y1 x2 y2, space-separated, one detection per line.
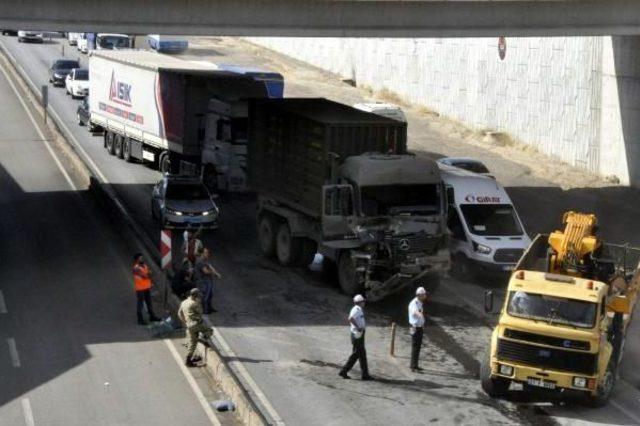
178 288 213 367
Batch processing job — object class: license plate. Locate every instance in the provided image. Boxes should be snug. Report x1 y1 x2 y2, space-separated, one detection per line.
527 377 556 389
502 265 515 271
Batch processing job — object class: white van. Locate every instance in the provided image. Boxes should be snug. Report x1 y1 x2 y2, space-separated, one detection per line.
439 165 531 275
353 102 407 123
96 33 131 50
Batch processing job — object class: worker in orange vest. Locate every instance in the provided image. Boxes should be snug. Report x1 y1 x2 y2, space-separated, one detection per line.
133 253 161 325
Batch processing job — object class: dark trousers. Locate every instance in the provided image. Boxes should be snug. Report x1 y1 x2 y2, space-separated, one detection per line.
136 289 156 321
410 327 424 369
200 280 214 313
341 331 369 377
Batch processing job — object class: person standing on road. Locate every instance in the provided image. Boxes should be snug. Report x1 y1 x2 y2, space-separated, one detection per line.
182 230 203 266
194 248 222 314
132 253 161 325
408 287 428 372
339 294 371 380
178 288 213 367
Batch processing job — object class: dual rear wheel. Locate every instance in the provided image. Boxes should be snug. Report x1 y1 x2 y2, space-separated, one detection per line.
258 214 317 267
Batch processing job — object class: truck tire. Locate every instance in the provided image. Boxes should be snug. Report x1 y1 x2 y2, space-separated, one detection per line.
338 252 364 295
105 132 115 155
587 364 615 407
480 349 510 398
122 138 133 162
275 222 302 266
258 214 277 258
159 152 171 174
114 135 123 159
298 238 318 267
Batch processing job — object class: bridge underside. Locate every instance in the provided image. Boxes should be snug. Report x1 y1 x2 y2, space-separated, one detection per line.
0 0 639 37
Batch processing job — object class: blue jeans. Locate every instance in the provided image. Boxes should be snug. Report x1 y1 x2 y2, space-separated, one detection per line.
200 280 214 313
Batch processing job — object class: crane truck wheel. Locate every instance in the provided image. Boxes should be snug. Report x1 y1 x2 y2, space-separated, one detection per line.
275 222 302 266
587 365 615 407
338 252 364 295
114 135 123 158
105 132 115 155
258 214 277 258
480 349 510 398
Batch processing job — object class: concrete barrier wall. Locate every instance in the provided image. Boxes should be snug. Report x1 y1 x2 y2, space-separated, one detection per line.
248 36 640 186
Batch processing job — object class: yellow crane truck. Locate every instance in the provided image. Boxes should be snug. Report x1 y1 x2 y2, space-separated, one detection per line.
481 212 640 406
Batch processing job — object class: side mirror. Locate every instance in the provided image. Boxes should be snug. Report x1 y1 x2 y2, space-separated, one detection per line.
484 290 494 313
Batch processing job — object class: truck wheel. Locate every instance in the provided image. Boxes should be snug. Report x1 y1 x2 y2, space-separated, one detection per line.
159 152 171 174
114 136 123 159
298 239 318 267
276 222 302 266
338 252 364 295
587 365 615 407
258 214 277 258
105 132 115 155
122 138 133 162
480 349 510 398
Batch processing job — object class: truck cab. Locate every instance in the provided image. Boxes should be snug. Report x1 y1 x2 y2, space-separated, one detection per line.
481 214 640 406
440 165 530 276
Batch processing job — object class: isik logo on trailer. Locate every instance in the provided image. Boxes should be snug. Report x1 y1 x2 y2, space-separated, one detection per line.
109 70 132 107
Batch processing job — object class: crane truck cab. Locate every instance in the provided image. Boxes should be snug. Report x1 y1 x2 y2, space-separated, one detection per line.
481 212 640 406
439 165 530 275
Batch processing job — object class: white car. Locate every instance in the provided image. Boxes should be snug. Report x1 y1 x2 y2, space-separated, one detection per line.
77 33 88 53
353 102 407 123
437 157 493 178
65 68 89 99
17 30 43 43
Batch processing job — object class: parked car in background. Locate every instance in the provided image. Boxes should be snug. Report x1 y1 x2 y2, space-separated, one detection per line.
76 97 96 131
353 102 407 123
65 68 89 98
48 59 80 87
151 175 219 230
147 34 188 53
96 33 131 50
17 31 43 43
67 32 81 46
77 33 89 53
437 157 493 178
1 30 17 36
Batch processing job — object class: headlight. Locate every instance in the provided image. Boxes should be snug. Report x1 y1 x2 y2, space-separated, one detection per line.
573 377 588 388
498 364 514 376
165 207 182 216
54 73 62 78
472 241 492 255
202 211 210 216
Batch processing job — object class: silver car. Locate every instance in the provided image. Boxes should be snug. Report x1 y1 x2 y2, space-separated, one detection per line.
151 175 219 230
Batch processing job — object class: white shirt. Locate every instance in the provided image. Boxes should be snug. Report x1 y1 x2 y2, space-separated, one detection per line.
349 305 365 334
408 297 425 327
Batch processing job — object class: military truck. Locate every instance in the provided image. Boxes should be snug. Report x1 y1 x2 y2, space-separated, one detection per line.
248 98 450 300
481 212 640 406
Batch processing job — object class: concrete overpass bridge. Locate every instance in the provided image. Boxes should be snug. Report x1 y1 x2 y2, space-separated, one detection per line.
0 0 639 37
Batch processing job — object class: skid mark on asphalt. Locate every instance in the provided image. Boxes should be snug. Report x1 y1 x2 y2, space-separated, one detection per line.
7 337 20 367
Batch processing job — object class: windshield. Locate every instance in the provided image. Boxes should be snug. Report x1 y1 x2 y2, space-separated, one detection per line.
75 70 88 80
360 184 440 216
452 161 490 174
507 291 597 329
460 204 523 236
165 184 209 200
55 61 79 70
98 36 130 49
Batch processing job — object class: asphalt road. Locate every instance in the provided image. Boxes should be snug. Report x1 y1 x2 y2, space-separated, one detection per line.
0 44 220 426
4 34 640 425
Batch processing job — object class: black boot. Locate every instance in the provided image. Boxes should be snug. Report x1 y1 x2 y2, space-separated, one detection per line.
185 357 196 367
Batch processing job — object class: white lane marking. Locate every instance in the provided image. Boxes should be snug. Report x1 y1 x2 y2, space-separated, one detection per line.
7 338 21 367
21 398 34 426
163 339 221 426
0 290 6 313
611 399 640 424
0 61 76 191
212 327 285 425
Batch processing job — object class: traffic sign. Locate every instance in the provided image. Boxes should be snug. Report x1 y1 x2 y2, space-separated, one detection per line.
160 229 172 269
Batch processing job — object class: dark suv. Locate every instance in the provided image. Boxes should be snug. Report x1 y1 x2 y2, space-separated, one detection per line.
49 59 80 87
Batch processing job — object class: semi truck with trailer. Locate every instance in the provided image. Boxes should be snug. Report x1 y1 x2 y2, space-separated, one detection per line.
481 212 640 406
248 98 450 300
88 50 283 191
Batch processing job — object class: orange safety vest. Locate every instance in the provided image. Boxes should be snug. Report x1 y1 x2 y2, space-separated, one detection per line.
133 264 152 291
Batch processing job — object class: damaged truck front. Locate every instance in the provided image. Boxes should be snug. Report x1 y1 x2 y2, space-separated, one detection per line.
248 98 449 300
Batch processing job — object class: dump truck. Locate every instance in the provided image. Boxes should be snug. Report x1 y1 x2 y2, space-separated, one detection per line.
248 98 450 300
481 212 640 406
88 50 283 191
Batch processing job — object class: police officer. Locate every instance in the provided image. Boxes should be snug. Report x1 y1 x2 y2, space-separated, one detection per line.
339 294 371 380
132 253 160 325
178 288 213 367
408 287 428 372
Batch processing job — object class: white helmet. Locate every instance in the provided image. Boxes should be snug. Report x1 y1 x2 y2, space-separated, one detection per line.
353 294 365 303
416 287 427 296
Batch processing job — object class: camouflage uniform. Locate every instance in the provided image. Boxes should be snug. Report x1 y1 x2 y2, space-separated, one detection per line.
179 297 212 359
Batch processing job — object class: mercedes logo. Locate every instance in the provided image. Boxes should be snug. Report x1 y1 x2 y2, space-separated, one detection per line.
399 239 411 251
